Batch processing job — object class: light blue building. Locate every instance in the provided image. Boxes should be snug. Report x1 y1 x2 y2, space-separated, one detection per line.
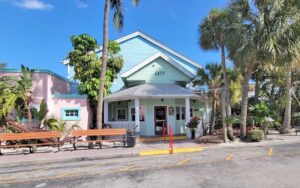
65 31 209 137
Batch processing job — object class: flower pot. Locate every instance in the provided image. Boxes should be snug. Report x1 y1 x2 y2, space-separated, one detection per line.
185 127 192 139
191 129 195 139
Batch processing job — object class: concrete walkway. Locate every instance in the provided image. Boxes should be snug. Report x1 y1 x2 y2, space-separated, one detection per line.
0 129 299 166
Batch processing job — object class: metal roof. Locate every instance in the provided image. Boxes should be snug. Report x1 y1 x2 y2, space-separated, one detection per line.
104 83 204 101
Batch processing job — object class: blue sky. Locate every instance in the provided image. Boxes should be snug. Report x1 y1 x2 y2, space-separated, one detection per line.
0 0 229 78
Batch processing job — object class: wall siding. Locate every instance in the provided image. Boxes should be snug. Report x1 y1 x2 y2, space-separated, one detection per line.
127 57 190 84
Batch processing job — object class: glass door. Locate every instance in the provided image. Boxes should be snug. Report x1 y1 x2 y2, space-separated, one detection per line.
154 106 167 136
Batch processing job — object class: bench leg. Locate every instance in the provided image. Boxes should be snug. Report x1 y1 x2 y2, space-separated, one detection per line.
57 138 60 151
114 142 116 148
29 147 33 153
124 141 126 148
99 142 102 149
73 143 76 150
73 137 77 150
0 148 2 156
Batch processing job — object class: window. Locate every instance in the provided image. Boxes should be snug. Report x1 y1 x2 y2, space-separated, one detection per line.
181 107 185 120
61 108 81 121
190 108 194 117
176 107 181 120
22 109 36 122
130 107 145 121
117 108 127 121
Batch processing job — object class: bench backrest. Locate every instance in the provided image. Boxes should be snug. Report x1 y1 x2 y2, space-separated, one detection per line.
72 129 127 137
0 131 61 141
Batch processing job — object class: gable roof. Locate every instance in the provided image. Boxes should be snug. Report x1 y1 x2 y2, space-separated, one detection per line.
62 31 202 69
121 52 195 78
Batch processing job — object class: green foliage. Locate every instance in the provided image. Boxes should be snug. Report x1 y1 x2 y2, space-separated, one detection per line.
249 101 270 127
67 34 124 105
193 63 222 93
247 130 265 142
43 117 79 135
187 116 200 129
0 65 33 121
225 115 240 125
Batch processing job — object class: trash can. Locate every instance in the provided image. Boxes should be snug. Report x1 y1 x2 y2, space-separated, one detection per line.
127 128 136 147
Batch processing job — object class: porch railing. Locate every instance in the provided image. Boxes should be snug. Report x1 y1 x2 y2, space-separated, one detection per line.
105 121 135 130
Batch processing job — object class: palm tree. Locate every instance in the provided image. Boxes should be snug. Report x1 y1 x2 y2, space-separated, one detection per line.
199 8 232 124
226 0 300 138
97 0 140 129
0 65 33 126
193 63 222 135
0 63 6 69
281 58 300 133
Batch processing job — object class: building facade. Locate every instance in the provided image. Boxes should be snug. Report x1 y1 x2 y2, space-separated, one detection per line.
66 31 209 136
0 69 91 130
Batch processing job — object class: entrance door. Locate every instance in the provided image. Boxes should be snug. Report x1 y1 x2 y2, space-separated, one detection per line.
154 106 167 136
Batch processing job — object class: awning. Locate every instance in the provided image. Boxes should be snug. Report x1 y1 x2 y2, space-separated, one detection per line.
104 83 205 102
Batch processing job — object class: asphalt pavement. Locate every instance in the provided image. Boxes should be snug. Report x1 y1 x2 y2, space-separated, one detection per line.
1 142 300 188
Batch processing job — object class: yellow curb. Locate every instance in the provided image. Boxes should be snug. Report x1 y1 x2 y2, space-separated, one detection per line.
226 154 233 161
139 136 187 142
139 146 203 156
268 147 273 156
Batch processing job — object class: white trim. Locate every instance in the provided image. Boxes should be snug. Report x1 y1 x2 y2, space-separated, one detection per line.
121 52 195 78
116 108 128 121
62 31 202 69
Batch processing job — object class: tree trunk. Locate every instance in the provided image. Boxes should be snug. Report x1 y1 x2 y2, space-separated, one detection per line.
240 59 256 139
281 69 292 134
96 0 110 129
221 86 227 143
220 45 231 118
221 45 234 141
254 72 259 103
209 94 217 135
26 104 32 128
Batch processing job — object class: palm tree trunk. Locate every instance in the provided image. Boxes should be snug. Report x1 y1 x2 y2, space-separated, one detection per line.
221 44 234 141
220 45 231 117
254 72 259 103
209 94 217 135
96 0 110 129
240 59 256 139
281 69 292 134
26 106 32 128
221 86 227 142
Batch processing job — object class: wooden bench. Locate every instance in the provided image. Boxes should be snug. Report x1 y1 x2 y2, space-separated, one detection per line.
0 132 61 155
296 129 300 135
71 129 127 150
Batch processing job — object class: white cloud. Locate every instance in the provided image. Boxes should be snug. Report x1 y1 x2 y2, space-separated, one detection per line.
77 0 87 8
14 0 53 10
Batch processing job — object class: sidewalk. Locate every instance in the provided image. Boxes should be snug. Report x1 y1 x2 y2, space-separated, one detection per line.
0 129 299 166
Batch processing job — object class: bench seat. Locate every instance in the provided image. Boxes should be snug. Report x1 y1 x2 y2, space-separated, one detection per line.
0 131 61 155
71 129 127 149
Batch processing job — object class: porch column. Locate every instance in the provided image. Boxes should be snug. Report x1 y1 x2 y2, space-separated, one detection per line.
135 98 140 133
185 97 191 125
104 101 109 124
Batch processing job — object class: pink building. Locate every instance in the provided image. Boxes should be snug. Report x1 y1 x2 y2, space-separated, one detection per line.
0 69 91 130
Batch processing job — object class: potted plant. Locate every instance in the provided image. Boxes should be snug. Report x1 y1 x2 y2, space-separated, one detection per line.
186 116 200 139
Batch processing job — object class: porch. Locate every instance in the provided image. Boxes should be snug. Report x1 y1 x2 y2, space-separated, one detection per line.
104 83 209 137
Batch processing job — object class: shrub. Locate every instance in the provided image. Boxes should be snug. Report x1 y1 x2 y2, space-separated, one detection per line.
247 129 265 142
186 116 199 129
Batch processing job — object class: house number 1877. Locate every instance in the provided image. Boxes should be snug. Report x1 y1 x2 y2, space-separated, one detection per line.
155 71 165 76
